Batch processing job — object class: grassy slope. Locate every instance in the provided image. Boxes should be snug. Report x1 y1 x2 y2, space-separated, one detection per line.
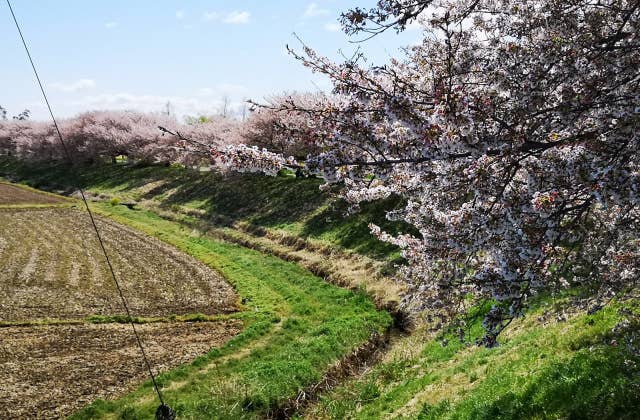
0 158 408 308
0 158 406 259
2 158 639 419
303 298 640 420
70 203 392 419
0 159 394 418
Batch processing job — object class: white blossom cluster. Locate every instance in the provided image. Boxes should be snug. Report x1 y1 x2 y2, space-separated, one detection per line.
218 144 298 176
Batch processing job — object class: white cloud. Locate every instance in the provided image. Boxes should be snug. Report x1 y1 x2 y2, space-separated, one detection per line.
203 10 251 24
104 21 118 29
223 11 251 24
324 22 341 32
304 3 329 18
77 93 210 117
176 10 185 20
74 91 248 119
198 83 249 97
51 79 96 93
203 11 219 22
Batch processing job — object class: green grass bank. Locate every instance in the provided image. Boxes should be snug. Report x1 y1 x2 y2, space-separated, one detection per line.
2 157 639 419
68 203 392 419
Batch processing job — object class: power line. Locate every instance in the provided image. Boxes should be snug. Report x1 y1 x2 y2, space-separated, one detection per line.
5 1 174 417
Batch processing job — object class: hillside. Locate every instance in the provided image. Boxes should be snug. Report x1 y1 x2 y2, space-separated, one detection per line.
0 161 394 419
0 157 409 310
1 157 639 419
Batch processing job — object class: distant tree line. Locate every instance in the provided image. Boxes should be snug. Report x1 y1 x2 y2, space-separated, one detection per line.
0 93 319 169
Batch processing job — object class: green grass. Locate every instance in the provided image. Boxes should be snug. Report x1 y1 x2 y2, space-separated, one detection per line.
4 157 638 419
66 202 392 419
306 298 640 419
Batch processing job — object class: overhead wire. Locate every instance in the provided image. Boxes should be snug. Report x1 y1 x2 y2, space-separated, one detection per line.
5 1 173 415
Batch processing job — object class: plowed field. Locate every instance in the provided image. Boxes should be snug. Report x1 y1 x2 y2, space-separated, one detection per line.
0 184 241 418
1 207 237 321
1 321 241 419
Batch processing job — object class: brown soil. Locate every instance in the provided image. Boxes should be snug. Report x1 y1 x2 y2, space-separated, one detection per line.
0 321 242 419
0 183 67 206
0 188 243 418
0 208 238 321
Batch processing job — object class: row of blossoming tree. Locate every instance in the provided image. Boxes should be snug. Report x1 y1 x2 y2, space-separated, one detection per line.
0 102 316 168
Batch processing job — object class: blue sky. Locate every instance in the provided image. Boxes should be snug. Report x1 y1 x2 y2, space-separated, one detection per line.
2 1 419 121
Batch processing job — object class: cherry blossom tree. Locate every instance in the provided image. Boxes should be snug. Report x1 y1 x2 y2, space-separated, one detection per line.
242 92 327 161
62 111 176 163
160 114 246 167
216 0 639 344
0 120 59 160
